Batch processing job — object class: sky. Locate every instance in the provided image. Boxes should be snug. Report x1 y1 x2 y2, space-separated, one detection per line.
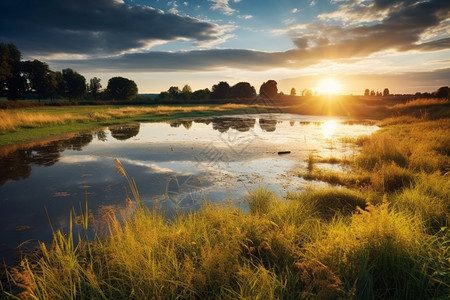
1 0 449 95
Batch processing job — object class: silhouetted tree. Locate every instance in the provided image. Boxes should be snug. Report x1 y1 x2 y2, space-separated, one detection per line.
181 84 192 100
107 76 138 101
370 90 375 96
88 77 102 99
290 88 296 96
0 43 25 99
158 91 173 101
192 88 211 100
211 81 230 99
168 86 181 100
56 68 86 101
364 89 370 96
383 88 390 96
229 82 256 99
259 80 278 98
435 86 449 99
22 60 57 101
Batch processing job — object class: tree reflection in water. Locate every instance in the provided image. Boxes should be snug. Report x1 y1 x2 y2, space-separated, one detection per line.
109 123 141 141
0 133 93 184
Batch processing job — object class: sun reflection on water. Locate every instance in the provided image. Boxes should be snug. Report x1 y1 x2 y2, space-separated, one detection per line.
322 120 337 138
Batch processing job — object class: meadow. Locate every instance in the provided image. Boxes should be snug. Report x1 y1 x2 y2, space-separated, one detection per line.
1 98 449 299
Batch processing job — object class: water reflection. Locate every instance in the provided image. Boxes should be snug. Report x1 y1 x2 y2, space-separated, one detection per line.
109 123 141 140
0 114 379 263
0 133 93 185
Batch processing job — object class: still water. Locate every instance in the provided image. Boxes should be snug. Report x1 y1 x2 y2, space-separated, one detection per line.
0 114 378 262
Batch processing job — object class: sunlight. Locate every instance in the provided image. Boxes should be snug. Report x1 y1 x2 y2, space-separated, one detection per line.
322 120 337 138
317 78 342 95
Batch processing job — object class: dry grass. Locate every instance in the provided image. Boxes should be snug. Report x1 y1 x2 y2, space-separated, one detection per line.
0 110 88 132
391 98 448 109
0 104 251 133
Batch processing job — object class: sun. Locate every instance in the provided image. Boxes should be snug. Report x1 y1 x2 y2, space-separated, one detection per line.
317 78 342 95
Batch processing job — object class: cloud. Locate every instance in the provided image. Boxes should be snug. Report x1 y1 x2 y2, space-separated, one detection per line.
209 0 238 15
285 0 450 57
0 0 221 56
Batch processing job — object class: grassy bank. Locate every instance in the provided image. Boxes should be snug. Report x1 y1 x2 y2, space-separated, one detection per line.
0 103 276 146
2 103 449 299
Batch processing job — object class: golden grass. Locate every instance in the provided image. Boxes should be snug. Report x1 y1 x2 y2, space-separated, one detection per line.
391 98 448 109
0 110 88 132
0 104 257 133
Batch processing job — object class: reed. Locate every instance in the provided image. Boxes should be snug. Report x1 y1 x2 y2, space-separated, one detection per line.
2 105 449 299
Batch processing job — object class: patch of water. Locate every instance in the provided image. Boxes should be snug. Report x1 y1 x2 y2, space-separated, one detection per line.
0 113 378 263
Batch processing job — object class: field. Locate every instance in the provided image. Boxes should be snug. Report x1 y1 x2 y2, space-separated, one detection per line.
1 98 449 299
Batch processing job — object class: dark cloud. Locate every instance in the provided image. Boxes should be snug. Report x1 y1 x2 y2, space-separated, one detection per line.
292 0 450 59
48 49 289 72
0 0 220 56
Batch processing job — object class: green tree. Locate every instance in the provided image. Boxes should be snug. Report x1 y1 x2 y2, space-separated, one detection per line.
211 81 230 99
181 84 192 100
56 68 86 101
192 88 211 100
167 86 181 100
0 43 25 99
88 77 102 100
107 77 138 101
229 82 256 99
22 60 57 101
259 80 278 98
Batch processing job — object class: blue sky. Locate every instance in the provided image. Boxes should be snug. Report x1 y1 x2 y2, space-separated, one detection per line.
1 0 449 94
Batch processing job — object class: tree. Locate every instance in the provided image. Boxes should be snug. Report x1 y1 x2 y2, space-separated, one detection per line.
56 68 86 101
192 88 211 100
167 86 181 100
370 90 375 96
229 82 256 99
364 89 370 96
0 43 25 99
259 80 278 98
211 81 230 99
302 89 313 97
181 84 192 100
290 88 296 96
107 76 138 101
22 60 57 101
435 86 449 99
88 77 102 99
383 88 390 96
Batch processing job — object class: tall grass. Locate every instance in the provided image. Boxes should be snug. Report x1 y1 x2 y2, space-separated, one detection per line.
3 175 449 299
3 107 449 299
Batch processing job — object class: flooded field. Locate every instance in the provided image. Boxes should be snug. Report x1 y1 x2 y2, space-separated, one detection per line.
0 113 378 262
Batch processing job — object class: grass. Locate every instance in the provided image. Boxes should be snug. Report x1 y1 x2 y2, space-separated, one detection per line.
0 103 274 146
2 99 449 299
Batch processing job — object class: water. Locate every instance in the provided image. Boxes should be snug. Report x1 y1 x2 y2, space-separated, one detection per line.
0 113 378 263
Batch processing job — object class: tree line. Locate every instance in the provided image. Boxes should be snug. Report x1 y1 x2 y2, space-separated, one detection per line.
0 43 138 101
3 43 448 103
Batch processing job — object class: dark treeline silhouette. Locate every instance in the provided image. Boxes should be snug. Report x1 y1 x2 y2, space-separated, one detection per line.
2 43 448 105
0 43 138 101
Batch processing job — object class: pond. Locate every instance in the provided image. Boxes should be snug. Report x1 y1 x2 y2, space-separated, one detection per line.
0 113 379 263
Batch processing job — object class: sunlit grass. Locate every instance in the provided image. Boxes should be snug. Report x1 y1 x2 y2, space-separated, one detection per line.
0 104 265 135
2 102 449 299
